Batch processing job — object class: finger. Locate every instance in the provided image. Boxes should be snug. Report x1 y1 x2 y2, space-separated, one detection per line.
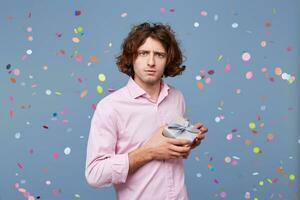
169 144 190 153
193 122 203 129
200 127 208 133
167 138 192 146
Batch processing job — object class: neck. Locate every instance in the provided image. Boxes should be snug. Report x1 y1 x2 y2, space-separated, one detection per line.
134 78 162 102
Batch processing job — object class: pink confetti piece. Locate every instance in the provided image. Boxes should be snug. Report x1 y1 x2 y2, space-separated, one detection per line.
224 64 231 73
9 108 14 118
17 162 24 169
53 152 59 159
42 125 49 129
213 179 219 184
160 7 166 13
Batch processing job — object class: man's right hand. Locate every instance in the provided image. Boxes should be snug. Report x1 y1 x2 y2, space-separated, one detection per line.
144 125 192 161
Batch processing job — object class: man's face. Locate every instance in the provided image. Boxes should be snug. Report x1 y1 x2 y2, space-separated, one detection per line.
133 37 167 86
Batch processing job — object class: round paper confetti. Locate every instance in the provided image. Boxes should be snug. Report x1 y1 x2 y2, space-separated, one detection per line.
220 191 227 198
46 89 52 95
195 75 201 81
200 10 208 16
274 67 282 76
96 85 103 94
260 41 267 47
90 55 97 62
194 22 199 27
15 132 21 139
64 147 71 155
215 116 221 123
245 71 253 79
242 52 251 61
267 133 274 141
28 36 33 41
248 122 256 129
224 64 231 72
26 49 32 55
224 156 231 163
232 22 238 28
98 73 106 81
289 174 295 181
74 194 81 198
46 180 51 185
196 173 202 178
214 14 219 21
53 152 59 159
27 27 32 32
121 12 128 17
259 180 264 186
13 68 20 76
253 147 261 154
72 37 80 43
197 82 204 90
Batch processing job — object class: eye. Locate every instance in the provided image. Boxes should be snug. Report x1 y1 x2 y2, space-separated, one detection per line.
156 53 166 58
138 51 148 56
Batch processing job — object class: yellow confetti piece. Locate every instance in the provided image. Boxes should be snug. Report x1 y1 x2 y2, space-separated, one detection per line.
267 178 273 184
254 197 259 200
96 85 103 94
98 73 106 82
74 194 80 198
80 90 88 98
258 180 264 186
55 91 62 96
253 147 261 154
289 174 295 181
248 122 256 129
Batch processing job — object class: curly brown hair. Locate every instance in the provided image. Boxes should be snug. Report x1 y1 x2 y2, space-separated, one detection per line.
116 22 186 78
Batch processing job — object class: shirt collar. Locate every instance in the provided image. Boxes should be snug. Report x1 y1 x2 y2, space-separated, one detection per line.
126 77 170 99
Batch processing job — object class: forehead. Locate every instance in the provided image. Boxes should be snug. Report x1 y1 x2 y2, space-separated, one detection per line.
138 37 166 52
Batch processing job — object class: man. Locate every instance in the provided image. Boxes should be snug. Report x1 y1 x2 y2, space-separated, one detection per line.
85 22 208 200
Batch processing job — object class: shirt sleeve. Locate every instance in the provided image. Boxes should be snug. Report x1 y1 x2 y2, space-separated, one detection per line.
85 100 129 188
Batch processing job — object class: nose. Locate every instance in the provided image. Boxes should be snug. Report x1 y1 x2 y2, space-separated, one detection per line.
147 53 155 67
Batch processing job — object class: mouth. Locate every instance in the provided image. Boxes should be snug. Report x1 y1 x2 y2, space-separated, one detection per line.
145 70 156 73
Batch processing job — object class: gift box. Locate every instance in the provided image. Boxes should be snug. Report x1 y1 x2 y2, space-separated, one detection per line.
162 116 199 142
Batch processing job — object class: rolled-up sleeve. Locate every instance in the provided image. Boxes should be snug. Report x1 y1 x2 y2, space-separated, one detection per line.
85 100 129 188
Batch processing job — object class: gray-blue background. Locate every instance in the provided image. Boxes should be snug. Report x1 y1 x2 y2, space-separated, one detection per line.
1 0 299 199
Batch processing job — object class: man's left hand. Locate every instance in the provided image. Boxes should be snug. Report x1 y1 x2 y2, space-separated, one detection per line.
182 122 208 159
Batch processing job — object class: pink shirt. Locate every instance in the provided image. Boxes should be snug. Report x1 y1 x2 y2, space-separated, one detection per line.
85 77 188 200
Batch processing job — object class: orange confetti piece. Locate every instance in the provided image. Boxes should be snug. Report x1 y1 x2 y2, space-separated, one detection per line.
90 55 97 62
80 90 88 98
197 82 204 90
10 77 16 83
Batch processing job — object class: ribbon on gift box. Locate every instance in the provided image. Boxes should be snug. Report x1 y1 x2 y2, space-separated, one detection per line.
168 121 199 136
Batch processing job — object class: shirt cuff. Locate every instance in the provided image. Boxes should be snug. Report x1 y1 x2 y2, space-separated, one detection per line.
111 153 129 184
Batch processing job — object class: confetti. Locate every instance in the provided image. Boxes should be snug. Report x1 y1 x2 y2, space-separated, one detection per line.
245 71 253 79
194 22 199 27
75 10 81 16
253 146 261 154
242 52 251 61
98 73 106 81
64 147 71 155
96 85 103 94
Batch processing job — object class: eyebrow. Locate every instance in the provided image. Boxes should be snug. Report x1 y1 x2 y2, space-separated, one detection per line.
138 50 166 54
